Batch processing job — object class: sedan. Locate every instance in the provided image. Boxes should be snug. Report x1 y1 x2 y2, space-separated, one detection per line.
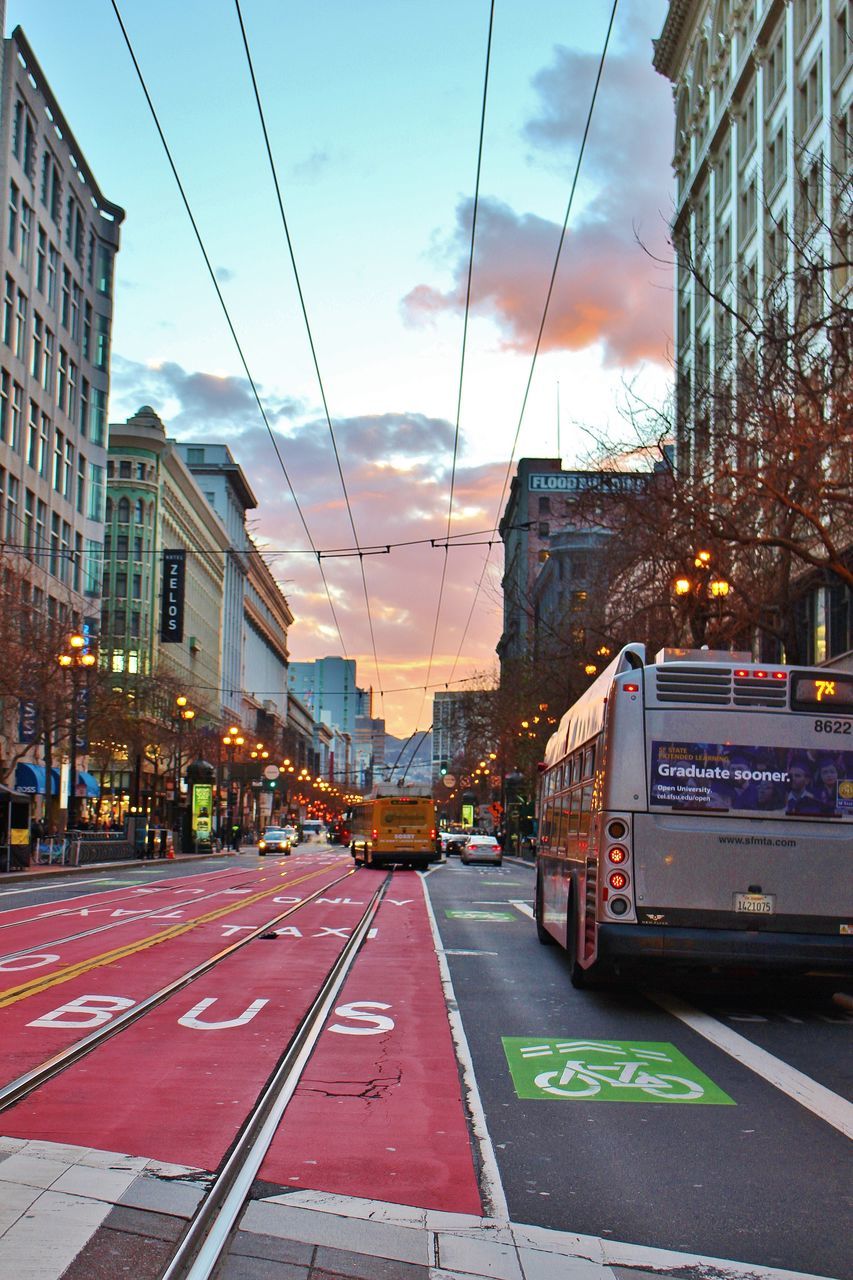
258 828 292 856
439 830 469 856
460 834 502 865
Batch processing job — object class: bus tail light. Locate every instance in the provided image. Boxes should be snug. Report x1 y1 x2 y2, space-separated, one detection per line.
607 819 627 839
608 870 629 891
608 845 627 864
609 896 630 916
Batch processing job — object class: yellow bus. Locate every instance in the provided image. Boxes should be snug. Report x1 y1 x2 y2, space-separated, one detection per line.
348 788 438 869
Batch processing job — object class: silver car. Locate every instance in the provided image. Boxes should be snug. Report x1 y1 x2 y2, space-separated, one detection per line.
460 834 503 865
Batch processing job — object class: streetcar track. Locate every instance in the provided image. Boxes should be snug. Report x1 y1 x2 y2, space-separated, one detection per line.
160 873 390 1280
0 862 321 964
0 865 359 1113
0 862 351 1010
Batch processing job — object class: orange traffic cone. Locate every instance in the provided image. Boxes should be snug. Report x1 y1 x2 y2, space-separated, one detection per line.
166 832 175 859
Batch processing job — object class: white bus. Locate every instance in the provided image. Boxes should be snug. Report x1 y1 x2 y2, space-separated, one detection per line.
534 644 853 985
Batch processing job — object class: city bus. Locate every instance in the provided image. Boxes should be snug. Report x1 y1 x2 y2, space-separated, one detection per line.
534 644 852 985
348 787 438 869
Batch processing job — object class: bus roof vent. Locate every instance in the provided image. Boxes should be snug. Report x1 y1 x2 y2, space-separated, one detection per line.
655 665 732 704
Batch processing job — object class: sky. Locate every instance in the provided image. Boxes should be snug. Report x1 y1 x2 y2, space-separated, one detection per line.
6 0 675 735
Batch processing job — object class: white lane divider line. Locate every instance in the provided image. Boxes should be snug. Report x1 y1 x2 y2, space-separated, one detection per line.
647 990 853 1141
509 900 534 919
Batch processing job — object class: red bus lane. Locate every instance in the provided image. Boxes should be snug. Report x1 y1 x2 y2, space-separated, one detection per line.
1 891 373 1166
259 872 483 1216
0 865 269 952
0 861 355 1086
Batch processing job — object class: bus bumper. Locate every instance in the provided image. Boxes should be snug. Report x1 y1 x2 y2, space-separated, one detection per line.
597 923 853 973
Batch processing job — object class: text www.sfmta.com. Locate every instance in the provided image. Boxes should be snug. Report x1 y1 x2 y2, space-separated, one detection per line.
717 835 797 848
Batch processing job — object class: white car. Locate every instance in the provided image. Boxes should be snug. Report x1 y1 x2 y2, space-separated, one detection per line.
460 834 503 865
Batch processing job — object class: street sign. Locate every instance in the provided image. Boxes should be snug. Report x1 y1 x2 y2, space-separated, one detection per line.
442 774 456 788
263 765 280 780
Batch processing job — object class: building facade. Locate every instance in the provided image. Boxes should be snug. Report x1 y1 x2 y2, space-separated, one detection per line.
0 23 122 809
289 656 359 738
654 0 851 662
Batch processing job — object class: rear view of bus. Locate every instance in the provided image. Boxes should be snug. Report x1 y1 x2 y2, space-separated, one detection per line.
535 644 853 985
350 788 438 869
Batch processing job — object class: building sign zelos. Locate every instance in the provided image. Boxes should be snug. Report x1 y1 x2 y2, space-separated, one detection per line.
160 549 186 644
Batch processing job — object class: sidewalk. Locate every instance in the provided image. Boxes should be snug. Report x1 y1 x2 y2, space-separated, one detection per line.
0 848 234 886
0 1138 828 1280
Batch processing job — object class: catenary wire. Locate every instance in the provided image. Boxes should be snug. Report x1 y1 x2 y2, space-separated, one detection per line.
233 0 385 709
446 0 621 690
415 0 495 736
108 0 349 660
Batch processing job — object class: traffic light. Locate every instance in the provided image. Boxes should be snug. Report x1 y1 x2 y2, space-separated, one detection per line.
439 759 448 776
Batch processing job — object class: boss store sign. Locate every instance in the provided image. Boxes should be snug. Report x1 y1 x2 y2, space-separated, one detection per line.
160 549 187 644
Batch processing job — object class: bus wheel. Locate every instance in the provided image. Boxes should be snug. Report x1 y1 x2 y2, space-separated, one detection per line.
567 889 592 988
535 872 554 946
352 844 363 867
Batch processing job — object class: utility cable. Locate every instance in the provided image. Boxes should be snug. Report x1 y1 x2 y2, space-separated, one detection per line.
447 0 620 688
233 0 384 706
415 0 495 734
109 0 349 659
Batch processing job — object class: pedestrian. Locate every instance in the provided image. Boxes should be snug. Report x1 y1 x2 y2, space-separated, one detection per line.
230 823 241 852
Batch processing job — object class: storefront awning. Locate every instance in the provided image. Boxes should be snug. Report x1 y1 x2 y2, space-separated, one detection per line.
77 771 100 798
14 764 61 795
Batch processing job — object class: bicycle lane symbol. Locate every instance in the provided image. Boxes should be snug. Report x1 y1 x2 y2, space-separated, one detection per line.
502 1038 735 1104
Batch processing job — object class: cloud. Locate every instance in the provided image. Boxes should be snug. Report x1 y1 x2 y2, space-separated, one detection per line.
215 265 235 283
402 6 674 368
110 355 305 431
290 148 333 182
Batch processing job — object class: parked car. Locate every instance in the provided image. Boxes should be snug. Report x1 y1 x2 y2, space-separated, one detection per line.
282 824 298 846
439 829 469 855
460 834 503 865
258 827 292 856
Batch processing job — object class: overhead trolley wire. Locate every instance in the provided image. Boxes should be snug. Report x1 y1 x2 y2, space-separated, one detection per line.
233 0 385 708
414 0 496 734
108 0 349 659
446 0 621 690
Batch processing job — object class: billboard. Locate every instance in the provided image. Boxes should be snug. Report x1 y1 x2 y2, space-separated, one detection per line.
649 741 853 818
160 549 186 643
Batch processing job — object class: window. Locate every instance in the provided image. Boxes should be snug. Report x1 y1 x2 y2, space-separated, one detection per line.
187 447 204 464
134 498 144 522
19 199 31 268
38 414 51 479
40 148 61 223
82 301 91 360
796 0 820 45
766 212 788 279
47 245 57 308
764 119 787 196
765 24 786 107
133 535 143 559
119 459 131 478
94 313 109 369
90 386 106 445
5 475 18 541
76 455 85 514
0 372 7 446
117 496 130 523
65 195 84 263
31 313 42 380
36 227 46 293
73 532 82 593
61 268 71 329
43 327 54 393
84 538 100 596
11 383 21 452
23 488 34 557
132 573 142 600
79 377 89 438
26 400 38 469
3 276 13 347
95 243 112 295
8 181 18 254
136 462 146 480
116 533 128 557
715 220 732 287
87 462 104 521
798 152 824 234
738 87 757 166
70 283 80 341
68 359 77 418
739 175 757 246
53 428 63 491
35 499 46 563
797 55 823 140
64 437 73 500
115 571 127 598
15 291 27 361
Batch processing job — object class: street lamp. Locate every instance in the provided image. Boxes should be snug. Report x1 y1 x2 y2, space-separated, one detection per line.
57 632 96 831
672 550 731 645
222 726 245 839
173 696 195 828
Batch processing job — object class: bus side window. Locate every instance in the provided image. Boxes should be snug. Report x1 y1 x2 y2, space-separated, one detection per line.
578 785 592 843
572 753 582 785
540 801 553 847
568 787 582 836
583 746 595 779
553 793 569 856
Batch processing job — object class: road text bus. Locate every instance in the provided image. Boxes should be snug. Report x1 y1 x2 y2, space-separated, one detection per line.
348 787 438 869
535 644 852 984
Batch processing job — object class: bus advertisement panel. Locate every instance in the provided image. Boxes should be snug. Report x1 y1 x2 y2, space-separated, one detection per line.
649 742 853 817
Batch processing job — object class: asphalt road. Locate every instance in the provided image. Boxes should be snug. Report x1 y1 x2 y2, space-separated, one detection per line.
429 856 852 1279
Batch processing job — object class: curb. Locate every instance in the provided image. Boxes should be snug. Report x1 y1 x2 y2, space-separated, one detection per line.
0 851 232 886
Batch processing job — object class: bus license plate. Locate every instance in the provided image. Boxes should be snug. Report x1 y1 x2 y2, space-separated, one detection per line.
734 893 775 914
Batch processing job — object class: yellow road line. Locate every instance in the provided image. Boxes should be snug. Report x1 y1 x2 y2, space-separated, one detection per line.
0 864 353 1010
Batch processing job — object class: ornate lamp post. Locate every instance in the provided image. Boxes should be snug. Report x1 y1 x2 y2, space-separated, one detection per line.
222 726 245 840
673 550 730 646
173 695 195 829
57 632 96 831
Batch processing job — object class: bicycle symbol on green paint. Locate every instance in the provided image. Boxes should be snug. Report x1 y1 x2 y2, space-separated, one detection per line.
502 1037 735 1105
524 1042 702 1099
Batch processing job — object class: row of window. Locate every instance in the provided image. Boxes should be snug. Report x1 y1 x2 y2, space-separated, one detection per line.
10 92 114 292
0 466 101 595
4 270 109 385
1 304 106 446
107 458 155 482
105 496 155 525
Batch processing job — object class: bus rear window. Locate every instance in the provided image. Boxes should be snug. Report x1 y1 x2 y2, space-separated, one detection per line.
790 673 853 712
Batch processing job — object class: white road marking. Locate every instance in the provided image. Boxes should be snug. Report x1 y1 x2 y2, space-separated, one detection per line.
420 875 509 1222
647 990 853 1141
508 900 534 919
440 949 499 957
